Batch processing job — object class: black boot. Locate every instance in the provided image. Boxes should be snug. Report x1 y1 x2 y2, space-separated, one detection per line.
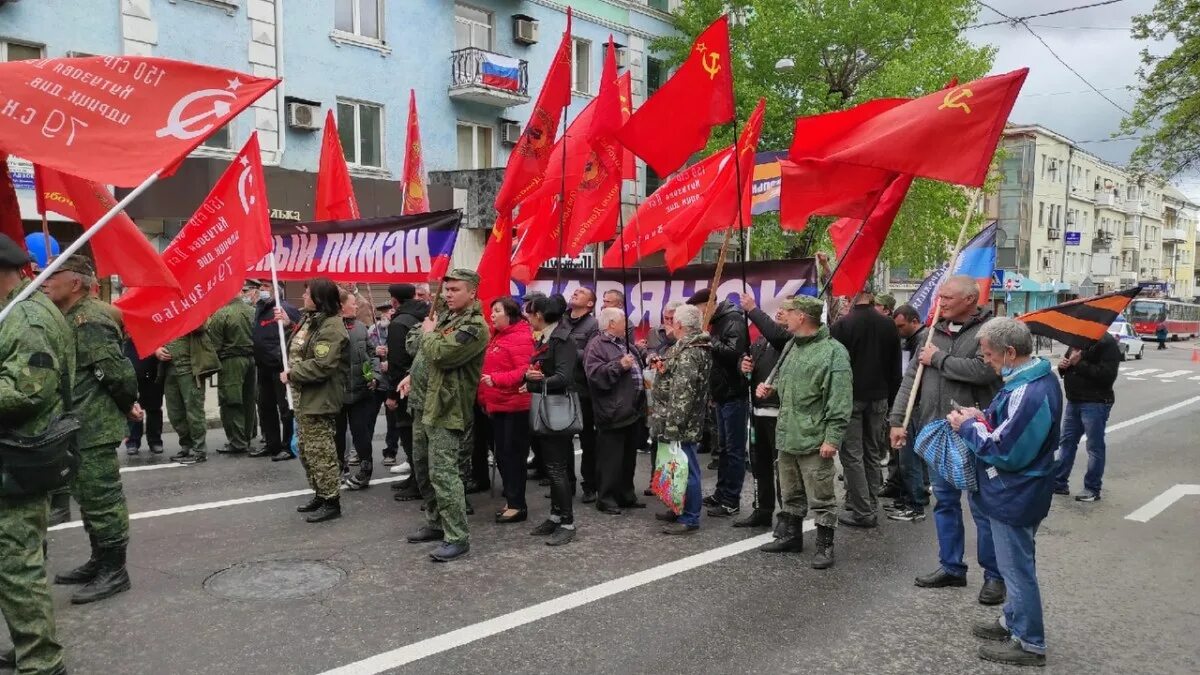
48 492 71 526
733 508 773 528
759 514 804 553
55 535 100 585
296 496 324 513
70 545 131 604
811 525 835 569
305 496 341 523
346 460 372 490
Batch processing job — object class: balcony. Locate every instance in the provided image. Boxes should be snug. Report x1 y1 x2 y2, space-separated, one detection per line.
1094 190 1125 211
1164 227 1187 243
449 48 530 107
1091 231 1114 253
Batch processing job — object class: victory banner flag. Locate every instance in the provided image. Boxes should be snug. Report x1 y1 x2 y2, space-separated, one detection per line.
0 56 280 186
315 109 361 222
1018 287 1141 350
252 210 461 284
117 134 272 357
401 90 430 215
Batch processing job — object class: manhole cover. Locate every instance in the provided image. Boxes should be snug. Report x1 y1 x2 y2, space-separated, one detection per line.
204 560 346 601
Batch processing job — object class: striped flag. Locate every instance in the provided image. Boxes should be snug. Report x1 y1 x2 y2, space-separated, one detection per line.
1017 287 1141 349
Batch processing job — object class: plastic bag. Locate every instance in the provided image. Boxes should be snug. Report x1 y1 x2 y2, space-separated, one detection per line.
650 441 688 514
915 419 978 492
290 420 299 458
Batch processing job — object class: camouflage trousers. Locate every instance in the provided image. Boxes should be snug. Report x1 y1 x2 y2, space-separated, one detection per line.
71 444 131 548
217 356 256 451
411 414 469 545
297 414 340 499
0 493 65 674
164 367 207 453
777 451 838 529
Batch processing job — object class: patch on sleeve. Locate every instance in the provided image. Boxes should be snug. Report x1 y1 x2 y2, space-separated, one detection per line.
314 342 330 358
455 328 479 345
94 367 105 381
28 352 54 369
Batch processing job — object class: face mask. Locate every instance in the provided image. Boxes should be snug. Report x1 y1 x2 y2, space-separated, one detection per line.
1000 354 1015 378
258 290 270 302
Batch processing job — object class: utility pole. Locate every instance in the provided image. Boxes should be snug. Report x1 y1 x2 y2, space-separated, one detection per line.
1058 144 1074 286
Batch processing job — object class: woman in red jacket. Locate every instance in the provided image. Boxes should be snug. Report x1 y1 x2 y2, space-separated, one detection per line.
479 296 536 523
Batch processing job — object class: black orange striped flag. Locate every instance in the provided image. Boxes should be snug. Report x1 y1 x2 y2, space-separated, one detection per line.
1017 287 1141 349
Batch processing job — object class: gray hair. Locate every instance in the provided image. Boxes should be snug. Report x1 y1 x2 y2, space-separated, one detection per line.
978 317 1033 357
942 275 980 302
598 307 625 329
674 304 703 333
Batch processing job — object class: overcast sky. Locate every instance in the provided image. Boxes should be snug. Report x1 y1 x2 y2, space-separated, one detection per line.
966 0 1200 200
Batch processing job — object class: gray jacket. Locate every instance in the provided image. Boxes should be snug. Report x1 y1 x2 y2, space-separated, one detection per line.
344 318 382 405
888 309 1001 431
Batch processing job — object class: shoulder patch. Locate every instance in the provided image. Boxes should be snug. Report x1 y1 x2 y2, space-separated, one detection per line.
455 329 477 345
314 342 330 357
28 352 54 369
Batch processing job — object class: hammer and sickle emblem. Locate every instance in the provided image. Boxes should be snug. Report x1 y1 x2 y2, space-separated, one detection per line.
938 87 973 114
236 156 256 214
702 52 721 81
156 89 236 140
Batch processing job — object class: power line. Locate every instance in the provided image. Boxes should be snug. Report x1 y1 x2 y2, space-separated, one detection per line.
962 0 1130 30
1026 23 1131 31
1023 86 1130 97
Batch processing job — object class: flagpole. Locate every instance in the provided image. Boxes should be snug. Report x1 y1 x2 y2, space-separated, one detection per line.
0 170 161 325
267 246 295 409
555 110 569 288
40 214 54 263
616 199 631 356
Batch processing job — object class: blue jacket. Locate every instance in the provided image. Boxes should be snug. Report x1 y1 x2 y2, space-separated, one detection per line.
957 358 1063 527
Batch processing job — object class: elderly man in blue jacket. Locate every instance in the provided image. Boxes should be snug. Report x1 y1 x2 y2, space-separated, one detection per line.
949 317 1062 668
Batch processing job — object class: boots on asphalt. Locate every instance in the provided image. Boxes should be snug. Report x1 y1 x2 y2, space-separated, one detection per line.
54 535 100 585
346 460 372 490
811 525 835 569
759 514 804 553
305 496 342 523
70 545 132 605
732 508 773 528
296 496 324 513
48 491 71 527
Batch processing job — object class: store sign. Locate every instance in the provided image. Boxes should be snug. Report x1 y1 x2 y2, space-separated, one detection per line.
1065 231 1082 246
5 155 72 223
269 208 302 221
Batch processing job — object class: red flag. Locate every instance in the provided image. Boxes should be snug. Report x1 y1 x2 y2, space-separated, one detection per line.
0 154 27 260
827 173 914 297
0 56 279 187
476 212 514 311
617 15 734 176
779 158 896 233
589 38 624 176
116 134 273 357
509 196 561 284
788 69 1028 187
663 99 765 271
33 165 178 288
494 9 573 214
401 90 430 215
315 109 361 221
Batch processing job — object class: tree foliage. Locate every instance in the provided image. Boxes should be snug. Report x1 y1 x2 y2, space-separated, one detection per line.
1122 0 1200 177
652 0 996 272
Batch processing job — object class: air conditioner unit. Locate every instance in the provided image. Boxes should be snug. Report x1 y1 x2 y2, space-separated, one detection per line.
286 102 320 131
500 120 522 145
616 48 631 69
1047 227 1061 240
513 16 539 45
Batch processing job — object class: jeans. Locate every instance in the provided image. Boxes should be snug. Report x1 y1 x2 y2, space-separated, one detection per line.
899 422 929 510
992 519 1046 654
679 441 702 527
714 398 750 507
841 399 889 517
932 472 1000 580
491 411 530 511
1054 401 1112 495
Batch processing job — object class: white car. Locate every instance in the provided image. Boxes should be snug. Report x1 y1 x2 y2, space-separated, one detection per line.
1108 322 1144 361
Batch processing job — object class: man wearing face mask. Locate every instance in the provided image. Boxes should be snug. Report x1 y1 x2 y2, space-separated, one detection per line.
251 282 301 460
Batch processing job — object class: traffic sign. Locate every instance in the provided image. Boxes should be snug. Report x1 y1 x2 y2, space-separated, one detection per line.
991 269 1005 290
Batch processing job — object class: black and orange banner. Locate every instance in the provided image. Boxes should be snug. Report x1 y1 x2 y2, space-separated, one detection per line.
1017 287 1141 349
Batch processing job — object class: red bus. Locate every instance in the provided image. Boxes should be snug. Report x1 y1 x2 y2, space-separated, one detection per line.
1128 299 1200 340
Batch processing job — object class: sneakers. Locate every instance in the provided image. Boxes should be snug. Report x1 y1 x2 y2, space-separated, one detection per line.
390 462 412 474
978 639 1046 667
381 455 397 467
1075 490 1101 502
430 541 470 562
547 526 576 546
972 618 1011 642
178 453 207 465
1053 486 1070 496
406 526 445 543
530 519 559 536
702 494 721 508
271 450 294 462
125 443 140 456
706 503 740 518
148 443 164 455
837 512 878 528
887 508 927 522
169 448 194 462
662 523 699 536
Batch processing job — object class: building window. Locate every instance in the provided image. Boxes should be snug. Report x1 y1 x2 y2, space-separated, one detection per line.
456 122 494 170
644 166 663 197
1 40 44 62
454 3 492 50
337 100 383 168
646 57 666 96
572 38 591 95
1038 202 1044 227
335 0 382 40
1125 219 1135 236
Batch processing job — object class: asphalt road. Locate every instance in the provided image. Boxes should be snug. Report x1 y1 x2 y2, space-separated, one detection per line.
8 345 1200 674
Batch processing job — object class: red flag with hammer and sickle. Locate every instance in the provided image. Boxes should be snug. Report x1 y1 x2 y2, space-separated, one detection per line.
0 56 279 187
315 109 361 222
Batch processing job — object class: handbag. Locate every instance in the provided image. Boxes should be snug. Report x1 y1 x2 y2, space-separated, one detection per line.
0 414 82 496
914 419 978 492
530 388 583 436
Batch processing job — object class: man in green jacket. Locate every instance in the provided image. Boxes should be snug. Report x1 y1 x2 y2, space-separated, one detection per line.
756 295 852 569
42 255 140 606
400 269 487 563
160 327 217 464
207 293 257 454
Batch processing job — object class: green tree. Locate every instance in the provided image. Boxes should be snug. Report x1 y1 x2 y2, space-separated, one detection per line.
1121 0 1200 177
652 0 996 273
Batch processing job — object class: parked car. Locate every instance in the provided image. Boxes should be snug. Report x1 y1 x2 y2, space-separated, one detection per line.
1109 321 1144 361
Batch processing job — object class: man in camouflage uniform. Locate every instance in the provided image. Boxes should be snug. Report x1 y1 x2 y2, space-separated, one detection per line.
207 291 257 454
401 269 487 563
42 255 138 605
159 327 217 464
0 235 73 674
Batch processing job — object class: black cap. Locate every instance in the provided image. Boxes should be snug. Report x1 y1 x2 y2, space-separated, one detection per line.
389 283 415 302
0 235 32 270
686 288 711 306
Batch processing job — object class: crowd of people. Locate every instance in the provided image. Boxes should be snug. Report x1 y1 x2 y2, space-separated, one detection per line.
0 231 1125 672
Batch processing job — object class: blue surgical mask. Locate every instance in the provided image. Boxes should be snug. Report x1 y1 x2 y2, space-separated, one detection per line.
1000 355 1014 378
258 290 270 302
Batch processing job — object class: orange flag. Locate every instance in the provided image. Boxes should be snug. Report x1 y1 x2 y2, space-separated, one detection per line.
401 90 430 215
315 109 361 221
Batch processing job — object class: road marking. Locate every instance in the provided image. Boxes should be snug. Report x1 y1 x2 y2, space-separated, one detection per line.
1123 368 1161 377
1161 380 1176 383
1155 370 1192 379
120 463 183 473
1107 395 1200 435
317 523 810 675
1190 376 1200 381
1127 377 1146 381
1125 484 1200 523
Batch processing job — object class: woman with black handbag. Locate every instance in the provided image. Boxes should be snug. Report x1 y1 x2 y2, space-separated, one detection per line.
523 294 580 546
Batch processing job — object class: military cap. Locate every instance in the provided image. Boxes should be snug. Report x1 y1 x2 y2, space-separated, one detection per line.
444 268 480 287
781 295 824 322
55 254 96 277
0 234 33 269
242 279 263 291
875 293 896 311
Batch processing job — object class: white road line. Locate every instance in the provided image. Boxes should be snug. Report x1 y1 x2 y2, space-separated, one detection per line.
1154 370 1192 379
1123 368 1161 377
1106 395 1200 434
1189 376 1200 381
1161 380 1176 383
119 463 183 473
318 524 809 675
1127 377 1146 381
1125 484 1200 522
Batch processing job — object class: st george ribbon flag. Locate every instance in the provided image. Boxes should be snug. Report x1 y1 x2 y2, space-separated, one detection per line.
1018 287 1141 349
252 210 461 284
908 222 998 323
315 109 361 222
34 164 179 288
0 56 280 187
117 133 272 357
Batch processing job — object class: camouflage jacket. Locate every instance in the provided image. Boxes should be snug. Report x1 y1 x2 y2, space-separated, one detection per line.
64 296 138 448
416 302 487 431
165 328 219 381
775 325 853 455
649 332 712 443
287 312 350 416
0 280 75 438
406 322 428 413
206 299 255 359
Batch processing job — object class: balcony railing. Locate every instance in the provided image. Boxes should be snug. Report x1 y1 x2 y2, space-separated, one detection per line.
449 47 530 107
1163 227 1187 243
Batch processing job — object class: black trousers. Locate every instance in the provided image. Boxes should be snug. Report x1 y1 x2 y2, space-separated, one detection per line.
595 423 639 509
470 405 493 485
127 368 165 447
750 415 780 512
492 411 530 511
541 434 575 524
336 395 379 470
256 364 294 453
377 390 401 457
576 399 596 492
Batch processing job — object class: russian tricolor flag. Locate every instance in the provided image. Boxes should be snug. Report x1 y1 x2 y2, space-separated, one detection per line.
427 223 459 281
910 221 997 323
481 54 521 92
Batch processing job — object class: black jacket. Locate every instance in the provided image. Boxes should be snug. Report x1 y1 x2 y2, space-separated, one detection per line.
252 299 301 371
563 310 599 399
125 339 162 383
385 299 429 402
1059 332 1120 404
708 300 750 402
747 336 781 409
529 322 578 395
831 303 902 403
584 332 643 428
